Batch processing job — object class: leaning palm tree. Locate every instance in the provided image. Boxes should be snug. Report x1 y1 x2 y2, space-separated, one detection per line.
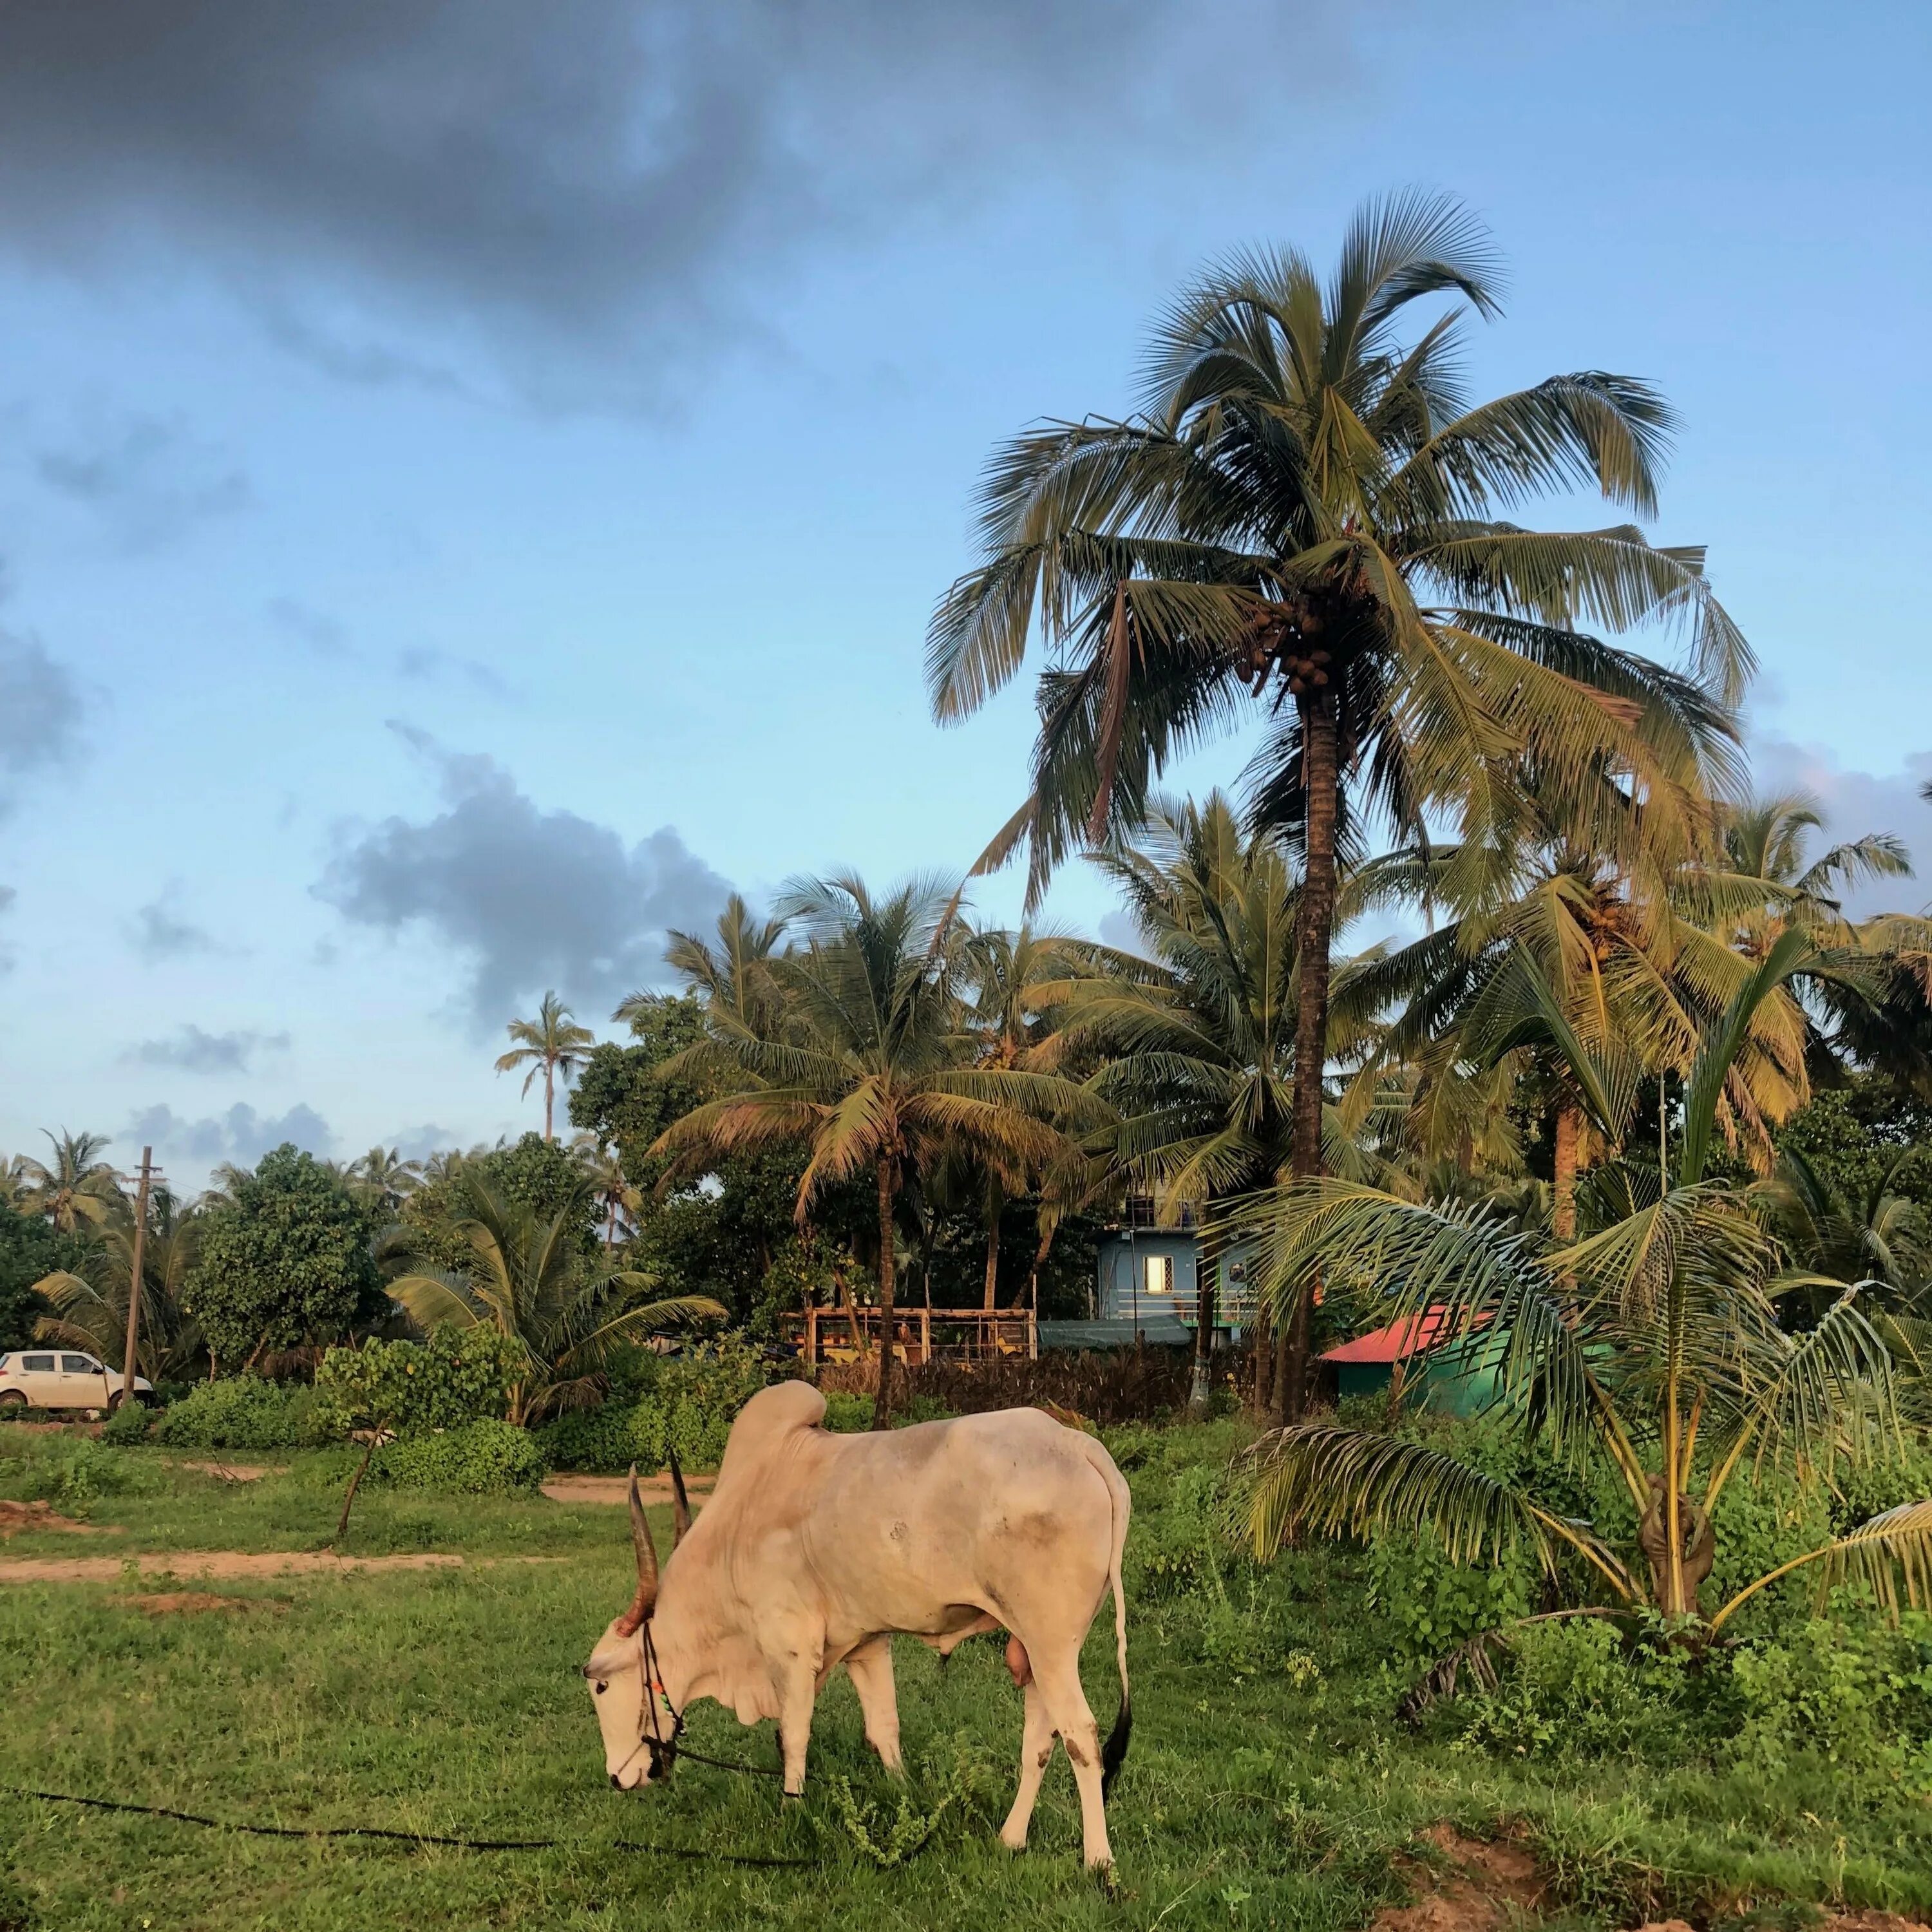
930 192 1746 1417
496 992 596 1141
385 1179 722 1426
654 875 1099 1426
15 1130 122 1233
1230 929 1932 1634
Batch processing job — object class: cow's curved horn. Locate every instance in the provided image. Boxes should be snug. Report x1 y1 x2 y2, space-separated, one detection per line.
668 1448 692 1548
615 1464 658 1636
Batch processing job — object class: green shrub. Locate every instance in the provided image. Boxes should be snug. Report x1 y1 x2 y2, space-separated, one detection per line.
374 1419 547 1495
537 1338 786 1472
1454 1617 1695 1759
154 1378 341 1450
314 1327 520 1439
99 1397 153 1446
1726 1613 1932 1791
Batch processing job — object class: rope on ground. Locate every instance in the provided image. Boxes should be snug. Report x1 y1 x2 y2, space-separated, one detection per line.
5 1788 816 1869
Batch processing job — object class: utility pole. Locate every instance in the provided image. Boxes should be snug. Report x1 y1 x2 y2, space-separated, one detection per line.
120 1147 156 1408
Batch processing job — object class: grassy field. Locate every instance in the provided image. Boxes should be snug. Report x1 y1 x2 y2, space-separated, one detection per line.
1 1421 1927 1931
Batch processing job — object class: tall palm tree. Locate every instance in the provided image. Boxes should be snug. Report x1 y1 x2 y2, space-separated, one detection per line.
571 1133 645 1255
386 1178 722 1425
16 1130 122 1233
960 923 1100 1310
347 1146 424 1217
1058 793 1381 1415
496 992 596 1141
1232 930 1932 1629
650 894 792 1039
654 875 1098 1426
929 193 1746 1417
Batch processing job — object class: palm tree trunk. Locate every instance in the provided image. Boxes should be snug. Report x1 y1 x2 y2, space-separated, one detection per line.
871 1155 899 1430
1281 694 1341 1424
1189 1253 1216 1418
1553 1101 1580 1242
544 1062 555 1142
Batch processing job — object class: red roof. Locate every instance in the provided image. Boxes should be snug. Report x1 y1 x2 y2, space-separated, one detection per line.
1320 1306 1489 1365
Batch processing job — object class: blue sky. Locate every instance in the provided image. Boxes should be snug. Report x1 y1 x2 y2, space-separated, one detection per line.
1 0 1926 1184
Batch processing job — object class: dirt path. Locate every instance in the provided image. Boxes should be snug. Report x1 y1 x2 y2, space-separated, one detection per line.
0 1551 565 1584
540 1472 714 1506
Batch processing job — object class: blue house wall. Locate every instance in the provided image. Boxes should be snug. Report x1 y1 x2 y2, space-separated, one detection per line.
1091 1229 1258 1332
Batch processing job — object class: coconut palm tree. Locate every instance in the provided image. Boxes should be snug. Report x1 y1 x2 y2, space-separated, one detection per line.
1057 793 1383 1414
32 1188 206 1383
1231 928 1932 1632
385 1177 723 1425
347 1146 424 1217
497 992 596 1142
645 894 791 1039
930 192 1746 1416
653 875 1100 1426
15 1130 122 1233
571 1133 645 1255
1756 1145 1929 1327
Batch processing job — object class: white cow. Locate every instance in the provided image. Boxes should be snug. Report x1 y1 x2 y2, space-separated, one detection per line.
583 1381 1132 1866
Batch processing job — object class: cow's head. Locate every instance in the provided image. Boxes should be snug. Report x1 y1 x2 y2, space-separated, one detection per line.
583 1459 692 1789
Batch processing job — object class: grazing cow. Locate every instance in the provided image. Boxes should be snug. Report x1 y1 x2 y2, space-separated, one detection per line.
583 1380 1132 1866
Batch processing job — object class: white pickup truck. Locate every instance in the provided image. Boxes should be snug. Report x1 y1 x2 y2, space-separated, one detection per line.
0 1350 153 1412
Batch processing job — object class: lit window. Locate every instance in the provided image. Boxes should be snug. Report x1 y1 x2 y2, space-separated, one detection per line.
1143 1253 1173 1296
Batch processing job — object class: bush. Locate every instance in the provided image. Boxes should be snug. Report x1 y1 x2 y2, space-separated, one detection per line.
374 1419 546 1495
314 1327 519 1439
99 1397 153 1445
538 1337 785 1472
153 1378 341 1451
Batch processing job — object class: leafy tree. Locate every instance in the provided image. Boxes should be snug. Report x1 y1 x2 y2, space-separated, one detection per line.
184 1145 382 1372
385 1177 723 1425
14 1130 122 1232
0 1200 86 1349
496 990 596 1141
930 191 1744 1417
567 991 708 1188
1232 930 1932 1631
1776 1074 1932 1213
655 874 1097 1425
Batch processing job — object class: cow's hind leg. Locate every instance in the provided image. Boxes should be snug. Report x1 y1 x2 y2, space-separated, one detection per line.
999 1678 1056 1852
843 1636 902 1775
1029 1650 1113 1868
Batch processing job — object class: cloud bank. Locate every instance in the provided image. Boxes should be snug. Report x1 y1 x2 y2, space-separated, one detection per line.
126 1101 333 1168
0 628 84 813
316 727 731 1028
126 1026 291 1075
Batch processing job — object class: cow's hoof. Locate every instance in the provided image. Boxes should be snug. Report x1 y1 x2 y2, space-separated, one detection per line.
1087 1860 1121 1899
998 1826 1028 1853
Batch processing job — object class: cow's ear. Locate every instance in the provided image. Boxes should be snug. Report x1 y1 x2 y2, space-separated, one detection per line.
616 1464 659 1634
668 1448 692 1547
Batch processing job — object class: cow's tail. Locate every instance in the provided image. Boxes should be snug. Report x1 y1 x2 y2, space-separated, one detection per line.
1079 1435 1132 1797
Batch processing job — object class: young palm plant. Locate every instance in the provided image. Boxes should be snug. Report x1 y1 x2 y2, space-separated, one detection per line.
496 992 596 1142
32 1188 207 1384
652 875 1100 1426
931 191 1746 1416
1230 929 1932 1635
385 1178 721 1425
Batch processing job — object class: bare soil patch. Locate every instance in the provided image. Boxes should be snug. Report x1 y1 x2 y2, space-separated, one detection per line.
175 1460 289 1482
0 1498 110 1538
540 1472 715 1506
1372 1825 1545 1932
134 1591 292 1616
1635 1920 1931 1932
0 1551 565 1584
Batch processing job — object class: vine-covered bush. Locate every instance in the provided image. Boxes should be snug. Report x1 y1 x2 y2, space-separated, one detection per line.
538 1338 785 1473
153 1378 341 1450
314 1327 520 1439
374 1418 546 1495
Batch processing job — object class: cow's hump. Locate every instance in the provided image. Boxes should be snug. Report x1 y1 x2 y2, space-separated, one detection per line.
715 1379 828 1486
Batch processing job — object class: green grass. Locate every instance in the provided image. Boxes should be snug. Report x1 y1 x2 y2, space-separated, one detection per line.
1 1423 1927 1929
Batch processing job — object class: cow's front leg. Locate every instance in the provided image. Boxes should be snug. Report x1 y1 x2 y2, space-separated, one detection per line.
999 1678 1056 1852
843 1636 903 1775
777 1660 817 1796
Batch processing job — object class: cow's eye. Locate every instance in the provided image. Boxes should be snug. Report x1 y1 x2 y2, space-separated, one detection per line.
594 1681 608 1696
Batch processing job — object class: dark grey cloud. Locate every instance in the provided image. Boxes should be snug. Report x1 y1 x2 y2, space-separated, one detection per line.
126 1101 332 1169
1748 735 1932 920
0 1 1321 399
128 884 218 962
316 724 730 1028
0 627 85 812
34 408 251 547
267 596 349 660
126 1025 292 1075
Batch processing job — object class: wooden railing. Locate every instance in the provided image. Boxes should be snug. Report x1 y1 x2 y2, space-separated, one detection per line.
783 1307 1037 1366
